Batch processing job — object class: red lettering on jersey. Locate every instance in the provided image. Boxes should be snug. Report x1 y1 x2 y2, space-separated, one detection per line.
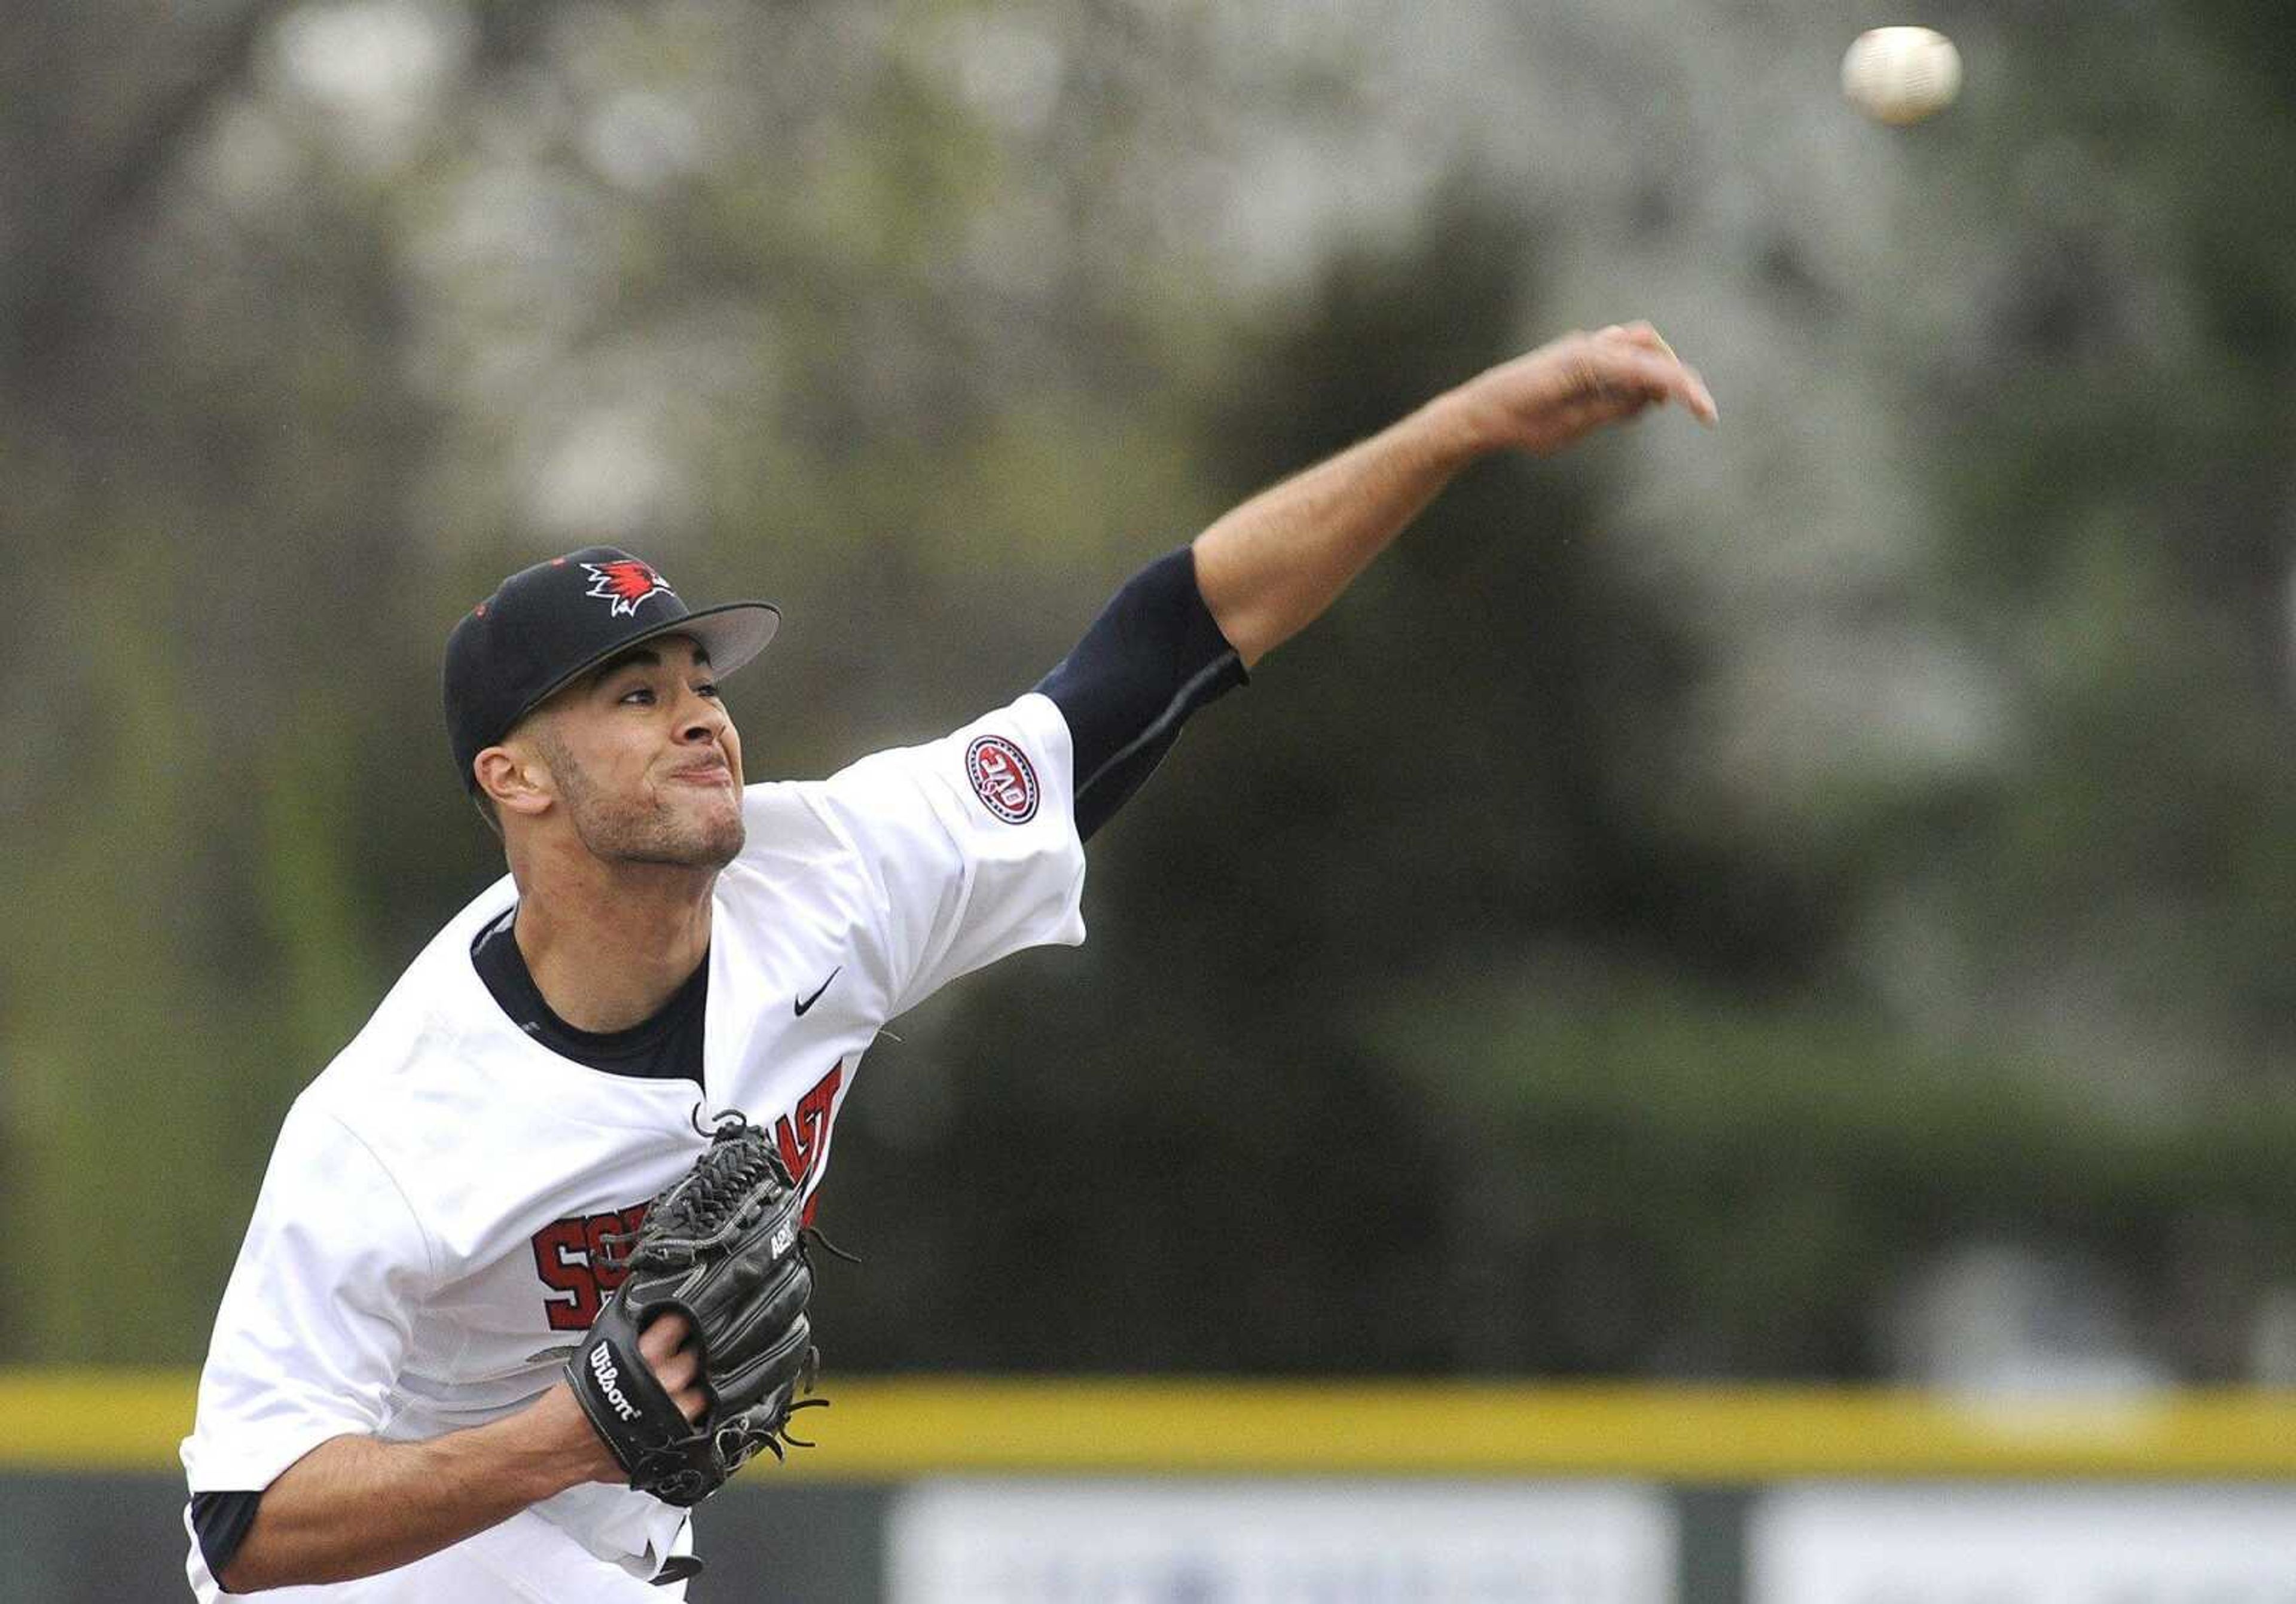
587 1203 648 1294
530 1202 649 1331
532 1216 600 1332
530 1068 845 1329
774 1061 845 1184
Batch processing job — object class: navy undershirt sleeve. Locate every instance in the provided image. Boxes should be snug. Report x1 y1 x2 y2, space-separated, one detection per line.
190 1489 262 1587
1036 545 1248 842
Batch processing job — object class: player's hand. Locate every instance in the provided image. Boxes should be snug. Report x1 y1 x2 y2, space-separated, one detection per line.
638 1310 709 1425
540 1311 712 1488
1439 322 1718 458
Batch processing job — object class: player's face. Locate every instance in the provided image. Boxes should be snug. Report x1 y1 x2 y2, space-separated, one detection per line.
535 636 747 869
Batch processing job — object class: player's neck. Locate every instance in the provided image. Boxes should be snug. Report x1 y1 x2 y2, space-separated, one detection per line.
509 865 715 1034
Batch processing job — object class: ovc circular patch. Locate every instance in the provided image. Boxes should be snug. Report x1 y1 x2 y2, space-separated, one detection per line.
965 735 1040 824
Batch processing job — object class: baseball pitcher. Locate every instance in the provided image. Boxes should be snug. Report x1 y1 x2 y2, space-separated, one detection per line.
181 326 1715 1599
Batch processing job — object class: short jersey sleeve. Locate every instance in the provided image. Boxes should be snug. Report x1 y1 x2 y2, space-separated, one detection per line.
180 1099 437 1493
801 691 1086 1018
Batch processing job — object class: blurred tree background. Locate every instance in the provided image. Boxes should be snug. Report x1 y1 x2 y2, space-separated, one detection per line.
5 0 2296 1386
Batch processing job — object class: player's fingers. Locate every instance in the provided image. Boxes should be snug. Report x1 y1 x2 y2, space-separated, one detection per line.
1599 320 1678 362
653 1342 699 1389
652 1348 710 1422
1582 328 1711 420
1593 344 1717 424
1572 349 1659 413
636 1317 710 1421
639 1310 695 1363
1584 389 1656 430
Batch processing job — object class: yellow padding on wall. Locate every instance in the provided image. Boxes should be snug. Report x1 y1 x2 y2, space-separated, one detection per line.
7 1371 2296 1480
773 1381 2296 1482
0 1370 197 1471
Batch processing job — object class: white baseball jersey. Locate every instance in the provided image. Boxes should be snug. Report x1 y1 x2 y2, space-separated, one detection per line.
182 692 1085 1602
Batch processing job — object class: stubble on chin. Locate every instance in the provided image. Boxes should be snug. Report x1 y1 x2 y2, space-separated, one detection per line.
543 730 746 869
586 787 744 869
675 796 747 868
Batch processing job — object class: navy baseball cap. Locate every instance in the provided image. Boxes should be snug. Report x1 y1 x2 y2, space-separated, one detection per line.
444 546 780 792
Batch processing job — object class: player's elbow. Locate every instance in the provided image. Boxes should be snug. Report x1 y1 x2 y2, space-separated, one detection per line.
216 1533 367 1594
215 1524 317 1596
212 1512 353 1594
215 1545 270 1594
207 1487 297 1593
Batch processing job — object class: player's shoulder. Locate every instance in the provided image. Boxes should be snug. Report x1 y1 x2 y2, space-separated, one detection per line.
724 693 1071 924
792 691 1073 830
298 873 519 1110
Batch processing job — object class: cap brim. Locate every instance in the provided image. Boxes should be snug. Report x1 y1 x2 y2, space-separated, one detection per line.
511 599 782 731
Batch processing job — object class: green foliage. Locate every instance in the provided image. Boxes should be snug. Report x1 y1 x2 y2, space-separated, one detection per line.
1375 965 2296 1375
3 0 2294 1382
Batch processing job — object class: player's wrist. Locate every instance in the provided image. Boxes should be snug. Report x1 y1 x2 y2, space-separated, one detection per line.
1413 385 1507 468
508 1382 624 1496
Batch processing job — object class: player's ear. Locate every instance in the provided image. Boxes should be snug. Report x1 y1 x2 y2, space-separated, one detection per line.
474 740 552 821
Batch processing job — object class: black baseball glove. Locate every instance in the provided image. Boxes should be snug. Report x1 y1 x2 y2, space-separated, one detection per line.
565 1111 824 1507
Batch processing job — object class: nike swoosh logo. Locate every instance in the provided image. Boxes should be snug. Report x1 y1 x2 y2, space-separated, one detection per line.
794 966 841 1018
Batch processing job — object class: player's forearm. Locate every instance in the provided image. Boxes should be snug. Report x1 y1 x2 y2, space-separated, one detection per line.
1193 327 1717 667
220 1386 606 1592
1192 393 1487 668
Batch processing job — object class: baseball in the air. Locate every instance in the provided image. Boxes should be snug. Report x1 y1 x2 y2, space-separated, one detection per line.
1841 26 1962 126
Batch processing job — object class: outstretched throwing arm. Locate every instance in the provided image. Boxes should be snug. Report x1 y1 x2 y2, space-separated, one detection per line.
1192 322 1717 668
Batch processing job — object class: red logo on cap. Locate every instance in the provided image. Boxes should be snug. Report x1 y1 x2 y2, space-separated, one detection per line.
581 560 674 618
